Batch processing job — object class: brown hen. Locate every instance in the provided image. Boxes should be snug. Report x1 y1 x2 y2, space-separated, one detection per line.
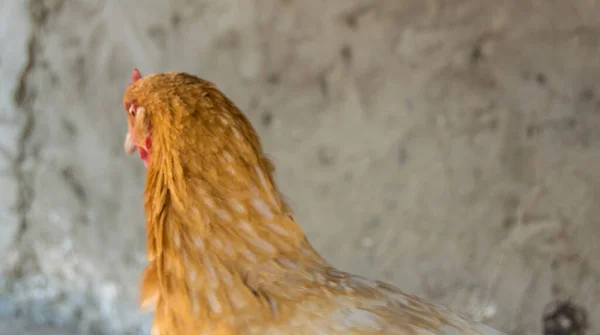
122 69 505 335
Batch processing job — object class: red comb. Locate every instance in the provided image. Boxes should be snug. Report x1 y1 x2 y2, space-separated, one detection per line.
130 68 142 85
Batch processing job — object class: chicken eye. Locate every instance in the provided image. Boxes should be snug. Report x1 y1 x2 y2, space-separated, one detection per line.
128 104 136 117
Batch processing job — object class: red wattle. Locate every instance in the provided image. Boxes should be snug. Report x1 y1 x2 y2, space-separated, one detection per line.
138 136 152 168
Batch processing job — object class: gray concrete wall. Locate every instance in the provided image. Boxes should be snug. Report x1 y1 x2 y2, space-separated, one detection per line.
1 1 600 334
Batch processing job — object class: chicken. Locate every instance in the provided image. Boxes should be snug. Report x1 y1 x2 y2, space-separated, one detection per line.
122 68 505 335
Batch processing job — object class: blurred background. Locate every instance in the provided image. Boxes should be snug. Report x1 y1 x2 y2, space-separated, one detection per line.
1 0 600 334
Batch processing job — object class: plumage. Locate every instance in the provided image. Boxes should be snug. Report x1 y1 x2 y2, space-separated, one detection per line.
121 70 505 335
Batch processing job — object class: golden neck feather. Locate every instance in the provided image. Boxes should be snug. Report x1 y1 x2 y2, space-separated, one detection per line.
134 75 328 332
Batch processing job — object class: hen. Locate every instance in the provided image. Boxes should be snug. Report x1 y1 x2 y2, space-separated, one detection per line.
122 69 505 335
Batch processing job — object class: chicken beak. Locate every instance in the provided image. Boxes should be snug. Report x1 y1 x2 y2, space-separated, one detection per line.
124 132 137 155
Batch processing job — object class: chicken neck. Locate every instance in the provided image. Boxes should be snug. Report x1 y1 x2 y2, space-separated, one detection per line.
140 140 332 327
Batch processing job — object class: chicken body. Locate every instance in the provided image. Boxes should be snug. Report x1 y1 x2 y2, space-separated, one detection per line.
122 71 505 335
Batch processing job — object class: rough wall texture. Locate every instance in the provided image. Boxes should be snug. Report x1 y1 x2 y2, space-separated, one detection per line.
1 1 600 334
